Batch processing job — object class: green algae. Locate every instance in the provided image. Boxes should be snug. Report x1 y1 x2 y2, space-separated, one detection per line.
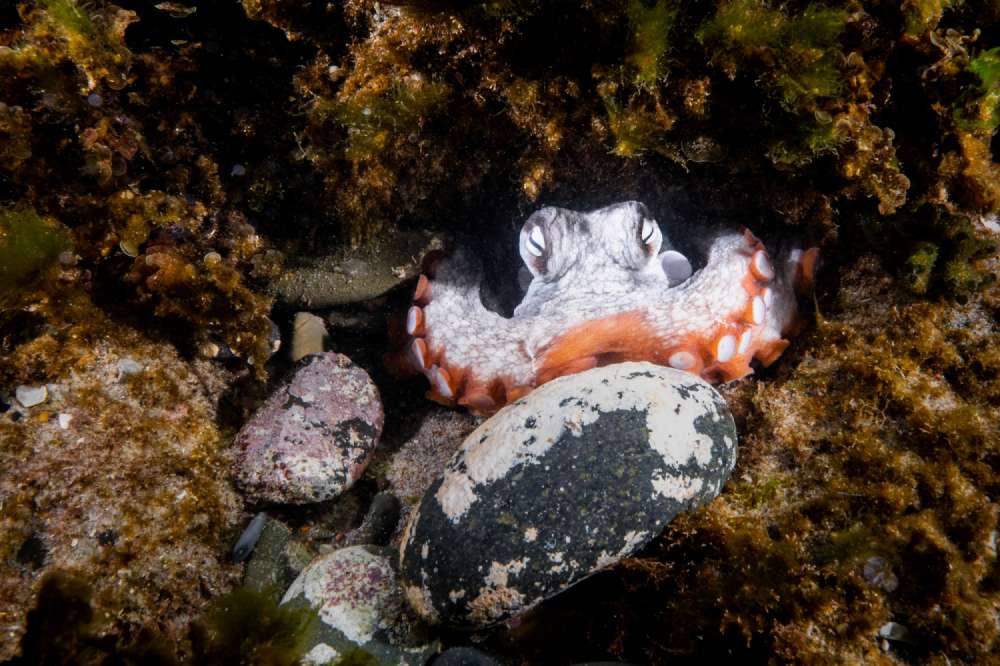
903 0 955 35
334 77 451 163
956 46 1000 133
40 0 95 37
626 0 676 89
191 586 319 665
697 0 847 110
0 208 70 302
905 241 939 294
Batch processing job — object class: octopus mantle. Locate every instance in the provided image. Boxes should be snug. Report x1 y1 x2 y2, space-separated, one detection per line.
400 201 816 414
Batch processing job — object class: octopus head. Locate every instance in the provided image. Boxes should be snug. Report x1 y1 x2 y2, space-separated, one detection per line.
515 201 692 316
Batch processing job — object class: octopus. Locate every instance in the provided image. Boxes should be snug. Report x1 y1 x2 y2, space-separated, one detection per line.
400 201 817 414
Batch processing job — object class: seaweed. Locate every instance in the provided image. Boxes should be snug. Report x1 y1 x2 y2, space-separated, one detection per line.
190 586 319 666
0 207 70 303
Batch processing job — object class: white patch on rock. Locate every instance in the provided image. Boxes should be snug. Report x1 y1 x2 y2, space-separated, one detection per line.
594 530 650 569
651 472 704 502
434 363 732 523
302 643 340 665
435 473 477 523
404 584 438 624
524 527 538 542
467 584 527 626
484 558 528 588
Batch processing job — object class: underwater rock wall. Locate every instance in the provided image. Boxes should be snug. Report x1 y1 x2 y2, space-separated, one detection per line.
0 0 998 662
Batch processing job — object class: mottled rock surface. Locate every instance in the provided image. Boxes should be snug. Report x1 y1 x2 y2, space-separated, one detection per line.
281 545 437 665
0 295 242 660
233 352 383 504
272 231 444 308
400 362 737 627
384 405 480 544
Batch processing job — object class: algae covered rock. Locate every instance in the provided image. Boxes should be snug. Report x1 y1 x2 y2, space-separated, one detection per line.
233 352 384 504
0 292 242 661
280 545 437 666
399 362 737 628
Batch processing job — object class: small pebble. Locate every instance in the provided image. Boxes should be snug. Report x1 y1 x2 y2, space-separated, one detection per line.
230 164 246 176
87 93 103 107
863 556 899 593
281 545 437 665
290 312 327 362
58 413 73 430
233 512 269 563
345 492 402 547
15 385 48 408
878 621 912 643
200 339 237 361
117 358 144 376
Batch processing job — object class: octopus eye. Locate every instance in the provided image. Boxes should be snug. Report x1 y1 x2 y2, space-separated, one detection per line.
527 226 546 257
640 219 656 245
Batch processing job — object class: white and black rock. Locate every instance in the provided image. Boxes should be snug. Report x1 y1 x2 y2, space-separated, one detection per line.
233 352 383 504
399 362 737 628
281 545 438 666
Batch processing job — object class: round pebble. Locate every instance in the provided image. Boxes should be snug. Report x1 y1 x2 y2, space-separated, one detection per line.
15 385 48 408
281 545 437 665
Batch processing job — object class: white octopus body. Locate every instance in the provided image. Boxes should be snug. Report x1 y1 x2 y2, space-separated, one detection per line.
403 201 816 413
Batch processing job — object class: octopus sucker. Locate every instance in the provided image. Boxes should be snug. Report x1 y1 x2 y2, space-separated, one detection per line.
406 305 426 336
751 249 775 280
715 333 737 362
397 201 817 415
410 338 429 370
414 274 431 304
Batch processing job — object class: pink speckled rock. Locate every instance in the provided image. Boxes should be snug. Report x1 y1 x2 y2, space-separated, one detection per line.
234 352 383 504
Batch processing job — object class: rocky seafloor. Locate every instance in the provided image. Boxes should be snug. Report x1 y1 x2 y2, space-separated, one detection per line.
1 0 999 664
